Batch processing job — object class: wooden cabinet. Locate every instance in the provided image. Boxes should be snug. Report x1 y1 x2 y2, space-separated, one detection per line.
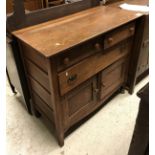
13 4 144 146
14 21 135 146
137 15 149 77
128 14 149 94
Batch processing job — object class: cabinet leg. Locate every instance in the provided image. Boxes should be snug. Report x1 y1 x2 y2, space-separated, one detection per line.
129 88 134 95
120 86 126 94
31 103 41 118
34 109 41 118
56 131 64 147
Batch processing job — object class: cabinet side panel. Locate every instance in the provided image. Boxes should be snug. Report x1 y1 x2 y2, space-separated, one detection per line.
19 41 54 110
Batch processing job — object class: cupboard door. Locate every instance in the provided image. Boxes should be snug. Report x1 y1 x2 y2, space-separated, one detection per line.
64 76 98 128
100 58 128 100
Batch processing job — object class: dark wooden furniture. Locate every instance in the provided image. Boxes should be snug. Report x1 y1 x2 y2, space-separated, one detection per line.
6 0 43 13
137 16 149 77
12 3 148 146
136 15 149 81
125 2 149 93
128 83 149 155
128 13 149 94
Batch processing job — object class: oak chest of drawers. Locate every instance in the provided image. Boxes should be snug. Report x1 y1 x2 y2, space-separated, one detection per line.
12 5 144 146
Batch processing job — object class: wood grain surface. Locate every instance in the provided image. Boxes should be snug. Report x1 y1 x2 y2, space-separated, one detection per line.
13 5 144 57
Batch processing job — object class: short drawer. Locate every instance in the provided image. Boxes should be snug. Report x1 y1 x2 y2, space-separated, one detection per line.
58 41 132 96
104 22 135 49
56 37 104 72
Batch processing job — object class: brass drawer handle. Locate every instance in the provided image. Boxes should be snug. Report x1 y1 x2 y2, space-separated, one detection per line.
107 37 113 44
63 57 70 65
129 27 134 33
67 74 77 84
94 43 102 51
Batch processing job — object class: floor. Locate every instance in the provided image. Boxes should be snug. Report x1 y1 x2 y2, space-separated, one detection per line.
6 76 148 155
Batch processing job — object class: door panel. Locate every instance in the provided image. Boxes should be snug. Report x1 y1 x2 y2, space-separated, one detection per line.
64 76 97 128
100 58 128 99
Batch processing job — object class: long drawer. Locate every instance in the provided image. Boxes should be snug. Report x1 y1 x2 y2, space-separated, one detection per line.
58 41 132 96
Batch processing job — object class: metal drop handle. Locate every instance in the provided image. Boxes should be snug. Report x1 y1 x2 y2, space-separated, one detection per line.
67 74 77 84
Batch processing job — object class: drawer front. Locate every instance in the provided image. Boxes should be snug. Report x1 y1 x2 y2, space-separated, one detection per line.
137 16 149 76
58 41 132 96
104 22 135 49
56 37 103 72
100 58 128 99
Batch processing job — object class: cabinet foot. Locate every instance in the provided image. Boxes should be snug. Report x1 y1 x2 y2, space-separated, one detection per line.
56 132 64 147
34 109 41 118
33 107 41 118
120 87 125 94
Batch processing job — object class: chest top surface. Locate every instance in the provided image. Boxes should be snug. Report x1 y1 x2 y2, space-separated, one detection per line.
13 3 147 58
